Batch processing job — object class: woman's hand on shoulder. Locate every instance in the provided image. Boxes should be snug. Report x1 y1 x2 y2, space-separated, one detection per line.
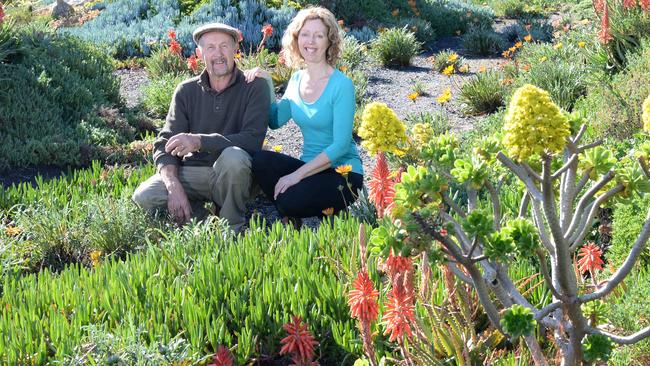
243 67 271 83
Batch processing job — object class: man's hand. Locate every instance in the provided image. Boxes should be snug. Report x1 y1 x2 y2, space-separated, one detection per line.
165 133 201 157
274 172 302 200
167 186 192 224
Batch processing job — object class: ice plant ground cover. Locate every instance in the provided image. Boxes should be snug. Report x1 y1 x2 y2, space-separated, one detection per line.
2 0 650 364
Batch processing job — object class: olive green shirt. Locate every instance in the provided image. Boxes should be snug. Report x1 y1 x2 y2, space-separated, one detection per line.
153 68 270 170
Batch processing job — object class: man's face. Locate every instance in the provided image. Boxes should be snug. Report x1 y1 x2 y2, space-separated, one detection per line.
196 31 237 80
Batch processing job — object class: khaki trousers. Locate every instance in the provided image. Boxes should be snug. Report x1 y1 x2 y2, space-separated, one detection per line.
132 147 252 229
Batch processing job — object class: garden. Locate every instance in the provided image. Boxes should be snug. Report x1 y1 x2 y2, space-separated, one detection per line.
1 0 650 364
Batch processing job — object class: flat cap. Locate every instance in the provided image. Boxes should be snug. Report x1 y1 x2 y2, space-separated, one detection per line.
193 23 242 44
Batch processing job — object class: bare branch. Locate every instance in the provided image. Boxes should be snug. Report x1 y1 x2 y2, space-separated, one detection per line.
518 190 530 218
575 168 592 194
572 124 588 145
497 152 544 201
448 262 472 284
536 250 563 300
552 153 579 180
442 192 466 219
564 170 616 242
466 237 479 259
440 211 473 252
471 255 487 262
580 209 650 303
532 199 555 254
577 140 603 154
485 180 501 231
523 163 543 182
536 300 562 321
586 326 650 345
569 184 625 251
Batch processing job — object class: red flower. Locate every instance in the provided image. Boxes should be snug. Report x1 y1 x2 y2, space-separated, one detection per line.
0 3 5 23
598 2 613 44
280 316 318 365
169 39 182 55
368 152 395 218
593 0 606 13
384 251 412 279
577 243 604 274
262 23 273 37
208 345 233 366
278 49 286 65
167 28 177 40
382 278 415 343
622 0 636 8
348 270 379 322
187 54 199 73
641 0 650 10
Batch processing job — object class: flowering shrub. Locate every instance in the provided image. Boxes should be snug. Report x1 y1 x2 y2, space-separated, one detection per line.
643 94 650 133
357 102 407 155
370 27 422 67
502 84 570 161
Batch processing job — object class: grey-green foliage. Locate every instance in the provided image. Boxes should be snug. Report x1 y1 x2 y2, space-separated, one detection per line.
393 17 437 45
370 27 422 67
459 70 507 115
463 26 506 55
338 34 368 71
0 23 121 169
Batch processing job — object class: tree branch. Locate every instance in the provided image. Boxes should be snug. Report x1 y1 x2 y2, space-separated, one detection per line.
442 191 466 219
532 199 555 254
497 152 544 201
575 168 592 195
572 124 588 145
485 180 501 230
569 184 625 251
564 170 616 242
586 326 650 345
577 140 603 154
536 250 563 300
519 190 530 217
552 153 578 180
536 300 562 322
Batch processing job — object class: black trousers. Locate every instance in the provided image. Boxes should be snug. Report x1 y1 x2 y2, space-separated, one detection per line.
252 150 364 218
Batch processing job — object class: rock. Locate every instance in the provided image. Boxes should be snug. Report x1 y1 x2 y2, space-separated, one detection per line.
52 0 74 19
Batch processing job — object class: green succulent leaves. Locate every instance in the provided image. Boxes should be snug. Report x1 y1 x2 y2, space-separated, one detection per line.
503 218 540 256
500 304 537 339
462 209 493 240
582 334 614 363
451 157 489 189
580 146 616 180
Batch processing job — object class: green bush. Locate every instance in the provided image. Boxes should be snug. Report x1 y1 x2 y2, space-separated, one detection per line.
0 23 123 169
609 194 650 269
338 34 368 71
419 0 495 36
430 49 465 73
493 0 527 17
0 217 364 365
370 27 422 67
575 40 650 139
463 26 506 55
393 17 437 45
405 111 451 135
459 70 507 115
144 46 189 79
142 73 189 118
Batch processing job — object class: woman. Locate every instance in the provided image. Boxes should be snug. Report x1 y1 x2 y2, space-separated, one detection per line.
244 6 363 224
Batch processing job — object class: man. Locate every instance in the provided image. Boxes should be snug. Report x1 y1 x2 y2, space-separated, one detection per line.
132 23 270 231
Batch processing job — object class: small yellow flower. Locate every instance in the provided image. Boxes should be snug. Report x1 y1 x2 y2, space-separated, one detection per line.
340 65 349 72
524 34 533 42
553 42 563 49
437 88 452 104
578 41 586 48
442 65 454 76
642 95 650 133
335 165 353 175
458 64 469 73
540 56 548 62
391 9 399 16
235 52 242 60
322 207 334 216
263 138 268 146
90 250 103 268
407 92 419 102
5 226 22 237
447 53 458 63
478 65 487 73
502 50 511 58
272 145 282 152
514 41 523 48
580 19 590 25
378 27 386 33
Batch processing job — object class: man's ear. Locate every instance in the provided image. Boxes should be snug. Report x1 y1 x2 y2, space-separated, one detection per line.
195 47 202 58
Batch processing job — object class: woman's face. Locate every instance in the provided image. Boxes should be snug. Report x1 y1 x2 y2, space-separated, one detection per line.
297 18 330 64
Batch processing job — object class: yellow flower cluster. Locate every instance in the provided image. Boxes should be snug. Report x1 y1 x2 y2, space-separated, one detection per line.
358 102 407 155
643 94 650 133
502 84 570 161
412 123 434 145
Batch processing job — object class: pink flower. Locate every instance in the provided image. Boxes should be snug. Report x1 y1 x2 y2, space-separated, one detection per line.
187 54 199 73
280 316 318 366
598 3 613 44
169 39 182 55
622 0 637 8
208 345 233 366
167 28 177 40
368 152 395 218
384 251 412 279
348 270 379 322
593 0 606 14
262 24 273 37
641 0 650 10
382 276 415 343
577 243 604 274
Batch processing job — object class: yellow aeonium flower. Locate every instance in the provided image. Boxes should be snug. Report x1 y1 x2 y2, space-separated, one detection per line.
358 102 407 155
502 84 570 161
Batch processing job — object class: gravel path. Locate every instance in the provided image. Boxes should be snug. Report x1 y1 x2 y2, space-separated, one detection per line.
112 35 505 228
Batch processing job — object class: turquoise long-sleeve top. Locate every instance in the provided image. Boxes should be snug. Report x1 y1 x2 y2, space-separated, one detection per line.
269 69 364 175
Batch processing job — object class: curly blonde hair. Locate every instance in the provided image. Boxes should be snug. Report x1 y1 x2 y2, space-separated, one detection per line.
281 6 342 68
